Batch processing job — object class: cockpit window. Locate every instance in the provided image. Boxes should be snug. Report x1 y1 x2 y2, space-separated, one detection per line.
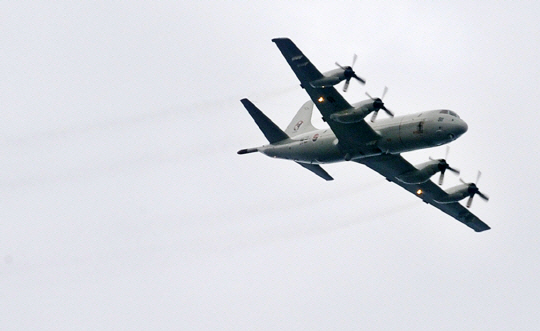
449 111 459 118
439 109 460 118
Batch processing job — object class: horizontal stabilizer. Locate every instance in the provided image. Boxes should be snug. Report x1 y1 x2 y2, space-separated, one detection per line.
241 98 289 144
296 162 334 181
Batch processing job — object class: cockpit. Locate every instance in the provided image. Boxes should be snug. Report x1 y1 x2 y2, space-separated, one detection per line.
439 109 460 118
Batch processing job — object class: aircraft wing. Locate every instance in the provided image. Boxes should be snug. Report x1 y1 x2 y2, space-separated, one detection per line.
272 38 380 154
355 154 490 232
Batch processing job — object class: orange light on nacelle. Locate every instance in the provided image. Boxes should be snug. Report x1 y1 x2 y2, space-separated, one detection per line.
416 189 423 195
318 96 324 103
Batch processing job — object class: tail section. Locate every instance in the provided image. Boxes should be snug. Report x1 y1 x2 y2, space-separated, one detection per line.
240 99 289 144
239 98 334 181
285 100 318 136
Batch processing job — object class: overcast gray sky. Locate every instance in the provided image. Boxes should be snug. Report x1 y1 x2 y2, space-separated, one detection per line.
2 1 540 330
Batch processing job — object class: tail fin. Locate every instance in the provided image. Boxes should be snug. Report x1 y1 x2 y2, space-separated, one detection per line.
285 100 318 136
240 99 289 144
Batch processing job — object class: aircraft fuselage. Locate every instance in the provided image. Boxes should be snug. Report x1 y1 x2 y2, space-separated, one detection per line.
258 109 468 164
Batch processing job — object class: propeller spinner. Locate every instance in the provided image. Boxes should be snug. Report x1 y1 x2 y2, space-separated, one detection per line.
335 54 365 92
460 171 490 208
366 87 394 122
429 146 460 185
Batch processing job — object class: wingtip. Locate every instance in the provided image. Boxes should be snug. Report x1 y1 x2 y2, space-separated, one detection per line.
240 98 252 107
272 37 288 42
475 225 491 232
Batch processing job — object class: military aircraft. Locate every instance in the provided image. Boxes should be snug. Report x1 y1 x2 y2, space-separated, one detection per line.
238 38 490 232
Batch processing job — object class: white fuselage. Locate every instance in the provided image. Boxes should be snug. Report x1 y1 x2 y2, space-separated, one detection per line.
258 109 468 164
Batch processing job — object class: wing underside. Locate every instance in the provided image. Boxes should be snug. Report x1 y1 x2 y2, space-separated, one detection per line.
356 154 490 232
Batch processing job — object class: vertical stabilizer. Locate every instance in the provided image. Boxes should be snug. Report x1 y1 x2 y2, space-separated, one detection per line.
285 100 318 136
240 99 289 144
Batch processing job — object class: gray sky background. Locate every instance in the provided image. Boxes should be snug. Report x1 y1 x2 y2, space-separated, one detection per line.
2 1 540 330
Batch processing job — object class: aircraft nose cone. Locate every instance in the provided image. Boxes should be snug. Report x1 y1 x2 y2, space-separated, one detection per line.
450 120 468 140
457 120 468 135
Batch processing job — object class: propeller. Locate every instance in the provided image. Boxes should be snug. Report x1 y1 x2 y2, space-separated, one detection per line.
335 54 365 92
429 146 460 185
460 171 490 208
366 86 394 122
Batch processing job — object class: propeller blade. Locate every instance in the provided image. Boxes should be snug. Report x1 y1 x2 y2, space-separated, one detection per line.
460 178 468 185
448 166 460 174
335 62 347 70
467 195 474 208
343 78 351 92
382 106 394 117
438 171 445 185
365 92 374 100
381 86 388 100
478 191 490 201
445 145 450 160
370 110 379 122
351 54 358 67
353 74 366 84
476 171 482 184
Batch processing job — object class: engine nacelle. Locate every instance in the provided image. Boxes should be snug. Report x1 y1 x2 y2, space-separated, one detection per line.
329 100 374 124
310 67 349 88
310 76 342 88
435 185 470 204
329 109 369 123
396 161 440 184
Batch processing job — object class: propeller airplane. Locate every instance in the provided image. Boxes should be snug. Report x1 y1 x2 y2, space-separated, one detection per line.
238 38 490 232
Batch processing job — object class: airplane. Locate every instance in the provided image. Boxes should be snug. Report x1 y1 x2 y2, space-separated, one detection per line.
238 38 490 232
